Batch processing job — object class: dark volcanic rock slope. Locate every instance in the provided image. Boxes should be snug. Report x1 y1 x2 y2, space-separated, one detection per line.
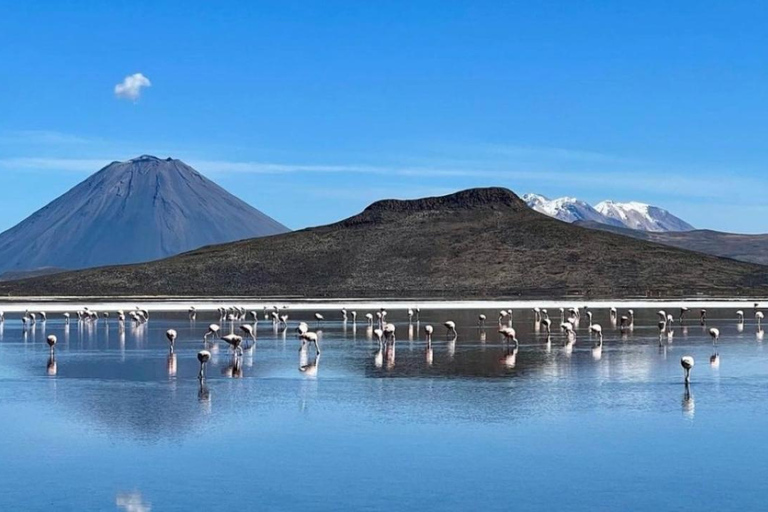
0 156 288 272
4 187 768 298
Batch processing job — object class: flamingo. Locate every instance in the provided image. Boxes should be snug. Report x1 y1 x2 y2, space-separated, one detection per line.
590 323 603 343
444 321 457 337
166 329 177 352
351 311 357 322
478 314 486 327
300 331 321 354
700 309 707 325
221 333 244 355
709 327 720 344
407 308 414 322
424 325 433 343
681 356 695 383
365 313 374 326
239 324 256 349
296 322 309 335
679 307 689 322
314 313 324 326
737 310 745 322
63 312 70 325
757 312 764 328
540 314 552 334
204 324 220 341
498 326 518 345
46 334 57 353
197 350 211 379
189 307 197 321
383 323 396 342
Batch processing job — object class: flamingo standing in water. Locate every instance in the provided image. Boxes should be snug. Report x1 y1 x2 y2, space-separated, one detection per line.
221 333 244 355
540 313 552 334
204 324 220 342
709 327 720 345
383 323 396 342
679 307 689 322
757 312 765 329
590 323 603 342
300 331 321 354
197 350 211 379
444 321 457 337
240 324 256 349
296 322 309 335
166 329 177 353
478 314 486 327
498 326 518 345
681 356 695 383
46 334 57 354
700 309 707 325
314 313 324 326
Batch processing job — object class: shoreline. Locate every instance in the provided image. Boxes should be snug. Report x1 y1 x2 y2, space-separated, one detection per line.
0 296 765 313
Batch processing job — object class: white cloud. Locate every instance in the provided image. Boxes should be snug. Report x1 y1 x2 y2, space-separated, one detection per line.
114 73 151 101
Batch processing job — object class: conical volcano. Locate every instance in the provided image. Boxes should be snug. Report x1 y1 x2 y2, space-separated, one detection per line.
0 155 288 273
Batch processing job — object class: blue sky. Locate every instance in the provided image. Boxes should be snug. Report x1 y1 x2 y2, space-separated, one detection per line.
1 1 767 232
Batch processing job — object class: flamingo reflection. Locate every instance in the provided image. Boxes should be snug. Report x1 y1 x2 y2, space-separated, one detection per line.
299 346 320 377
46 354 57 376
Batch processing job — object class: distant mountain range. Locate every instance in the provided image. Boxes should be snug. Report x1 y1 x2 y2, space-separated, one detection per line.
3 187 766 298
522 193 694 232
575 221 768 266
0 155 288 274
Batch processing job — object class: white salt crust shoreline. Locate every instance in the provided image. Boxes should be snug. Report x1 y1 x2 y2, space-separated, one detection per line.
0 297 765 314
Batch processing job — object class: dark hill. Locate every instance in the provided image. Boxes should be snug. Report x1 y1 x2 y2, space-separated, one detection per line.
2 187 767 298
0 155 289 273
575 221 768 266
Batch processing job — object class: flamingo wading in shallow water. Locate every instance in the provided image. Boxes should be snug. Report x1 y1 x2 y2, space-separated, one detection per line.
681 356 695 383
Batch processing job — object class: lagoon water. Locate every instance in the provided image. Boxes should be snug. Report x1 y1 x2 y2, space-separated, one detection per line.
1 307 768 511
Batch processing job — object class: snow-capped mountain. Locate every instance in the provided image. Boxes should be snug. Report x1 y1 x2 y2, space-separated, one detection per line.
524 193 693 232
594 201 694 232
522 194 625 227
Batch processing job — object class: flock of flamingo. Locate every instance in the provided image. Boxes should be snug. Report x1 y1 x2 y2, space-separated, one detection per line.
4 302 765 384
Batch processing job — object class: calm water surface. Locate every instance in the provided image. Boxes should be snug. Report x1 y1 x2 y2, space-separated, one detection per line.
1 307 767 511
